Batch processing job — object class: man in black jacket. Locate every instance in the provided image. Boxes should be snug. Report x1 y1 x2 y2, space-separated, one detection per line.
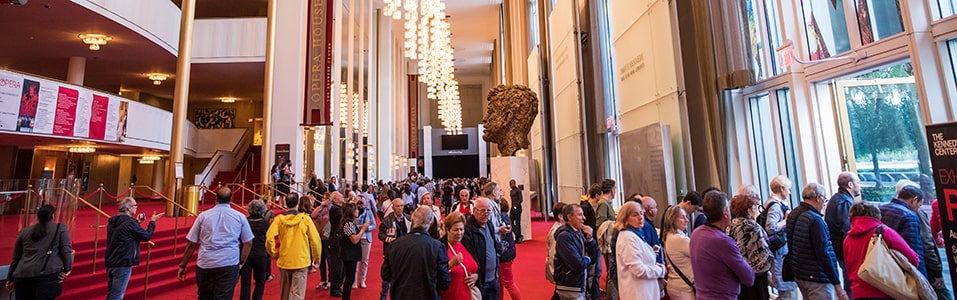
553 203 599 300
105 197 163 300
508 180 524 243
787 183 847 300
377 198 410 300
462 197 503 300
381 206 451 300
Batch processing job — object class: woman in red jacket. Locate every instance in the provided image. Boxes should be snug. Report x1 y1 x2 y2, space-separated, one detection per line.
844 202 920 299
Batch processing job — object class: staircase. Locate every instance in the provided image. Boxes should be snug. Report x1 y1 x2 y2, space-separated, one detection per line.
202 146 262 203
60 216 198 299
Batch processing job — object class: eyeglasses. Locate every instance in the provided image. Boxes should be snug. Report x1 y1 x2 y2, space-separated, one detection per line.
474 208 492 213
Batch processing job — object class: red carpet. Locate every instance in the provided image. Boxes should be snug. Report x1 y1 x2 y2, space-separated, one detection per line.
1 201 559 299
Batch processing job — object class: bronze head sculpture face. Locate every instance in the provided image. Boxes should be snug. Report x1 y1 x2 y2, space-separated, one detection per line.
482 85 539 156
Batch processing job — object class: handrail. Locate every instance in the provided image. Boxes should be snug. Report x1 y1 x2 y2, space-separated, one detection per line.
226 183 263 199
133 185 196 216
196 150 231 188
60 188 111 219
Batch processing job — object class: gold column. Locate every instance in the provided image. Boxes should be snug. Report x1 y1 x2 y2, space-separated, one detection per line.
261 0 278 202
167 0 196 216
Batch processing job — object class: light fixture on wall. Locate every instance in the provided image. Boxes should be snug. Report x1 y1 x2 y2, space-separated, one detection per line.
138 158 154 164
68 145 96 153
141 155 161 161
220 97 237 103
79 33 112 50
146 73 169 85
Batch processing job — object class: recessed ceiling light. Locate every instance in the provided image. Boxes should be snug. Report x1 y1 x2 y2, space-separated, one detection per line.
220 97 237 103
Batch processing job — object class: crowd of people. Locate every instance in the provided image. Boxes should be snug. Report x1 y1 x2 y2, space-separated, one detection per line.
4 171 954 300
544 173 953 300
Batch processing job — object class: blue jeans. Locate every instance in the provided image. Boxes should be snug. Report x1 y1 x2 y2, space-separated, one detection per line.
481 280 501 300
106 266 133 300
196 265 240 300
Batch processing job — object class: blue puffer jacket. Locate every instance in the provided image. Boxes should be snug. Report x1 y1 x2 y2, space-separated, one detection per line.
785 202 840 284
553 224 599 293
880 199 927 277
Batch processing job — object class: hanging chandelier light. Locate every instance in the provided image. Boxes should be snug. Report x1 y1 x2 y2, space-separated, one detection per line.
385 0 463 134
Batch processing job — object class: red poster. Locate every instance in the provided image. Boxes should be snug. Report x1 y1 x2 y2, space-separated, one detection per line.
52 86 78 136
88 94 109 140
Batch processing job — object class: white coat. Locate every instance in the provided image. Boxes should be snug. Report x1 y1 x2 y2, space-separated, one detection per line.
616 229 667 300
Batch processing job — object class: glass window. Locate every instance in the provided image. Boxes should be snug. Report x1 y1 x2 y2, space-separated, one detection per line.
529 0 541 50
746 0 771 80
939 0 957 19
764 0 787 75
749 93 775 199
835 62 935 202
802 0 851 59
775 88 802 203
749 89 801 206
856 0 904 44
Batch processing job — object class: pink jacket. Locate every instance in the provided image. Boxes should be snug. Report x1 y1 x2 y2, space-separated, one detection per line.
844 216 920 299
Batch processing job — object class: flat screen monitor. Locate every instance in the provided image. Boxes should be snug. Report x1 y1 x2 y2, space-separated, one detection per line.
441 134 469 150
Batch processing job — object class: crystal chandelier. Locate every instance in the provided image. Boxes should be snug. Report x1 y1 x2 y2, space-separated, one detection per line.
385 0 463 134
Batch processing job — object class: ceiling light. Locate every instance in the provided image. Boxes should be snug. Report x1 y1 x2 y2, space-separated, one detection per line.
68 145 96 153
138 159 154 164
79 33 113 51
141 155 161 161
146 73 169 85
220 97 237 103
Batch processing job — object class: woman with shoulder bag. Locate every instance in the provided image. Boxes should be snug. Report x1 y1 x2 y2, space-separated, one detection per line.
440 212 480 300
6 204 74 300
661 205 695 300
844 202 920 300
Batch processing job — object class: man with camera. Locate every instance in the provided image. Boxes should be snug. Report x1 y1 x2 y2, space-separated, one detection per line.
105 197 163 300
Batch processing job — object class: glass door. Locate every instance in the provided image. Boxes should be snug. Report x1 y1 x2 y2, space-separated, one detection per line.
834 62 935 202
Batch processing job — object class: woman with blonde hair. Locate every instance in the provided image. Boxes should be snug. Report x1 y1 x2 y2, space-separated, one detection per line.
660 205 694 300
766 175 797 299
616 201 666 299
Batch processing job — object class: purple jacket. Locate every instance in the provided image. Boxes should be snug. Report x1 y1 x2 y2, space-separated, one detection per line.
690 224 755 300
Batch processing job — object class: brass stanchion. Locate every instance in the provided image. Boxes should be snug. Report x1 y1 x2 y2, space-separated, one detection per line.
20 184 33 232
143 240 154 299
91 184 104 274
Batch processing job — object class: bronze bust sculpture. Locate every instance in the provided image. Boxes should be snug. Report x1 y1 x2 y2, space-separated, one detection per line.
482 85 539 156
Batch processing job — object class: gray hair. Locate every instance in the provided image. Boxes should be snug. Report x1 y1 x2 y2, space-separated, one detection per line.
118 197 136 213
248 200 267 217
411 206 434 230
736 184 760 198
895 179 918 196
801 182 826 201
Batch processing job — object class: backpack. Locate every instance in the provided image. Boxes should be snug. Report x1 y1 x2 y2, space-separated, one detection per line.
757 201 788 251
596 220 617 255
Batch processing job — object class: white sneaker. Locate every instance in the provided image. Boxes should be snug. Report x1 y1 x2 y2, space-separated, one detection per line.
352 283 358 289
360 281 367 288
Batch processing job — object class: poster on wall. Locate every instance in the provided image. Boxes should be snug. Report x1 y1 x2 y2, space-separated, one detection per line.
16 79 40 132
73 90 93 138
275 144 290 166
88 94 109 140
116 100 128 142
925 122 957 289
53 86 79 136
0 73 22 129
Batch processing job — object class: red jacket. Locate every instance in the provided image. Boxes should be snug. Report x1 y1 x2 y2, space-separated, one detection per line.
844 216 920 299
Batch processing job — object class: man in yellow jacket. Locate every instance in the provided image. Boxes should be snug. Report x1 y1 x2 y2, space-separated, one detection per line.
267 193 323 300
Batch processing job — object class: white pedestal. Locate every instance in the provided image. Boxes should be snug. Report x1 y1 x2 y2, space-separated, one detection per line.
490 156 533 240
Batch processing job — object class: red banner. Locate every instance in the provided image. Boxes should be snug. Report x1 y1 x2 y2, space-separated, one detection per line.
408 75 419 158
304 0 334 126
53 86 78 136
88 94 108 140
